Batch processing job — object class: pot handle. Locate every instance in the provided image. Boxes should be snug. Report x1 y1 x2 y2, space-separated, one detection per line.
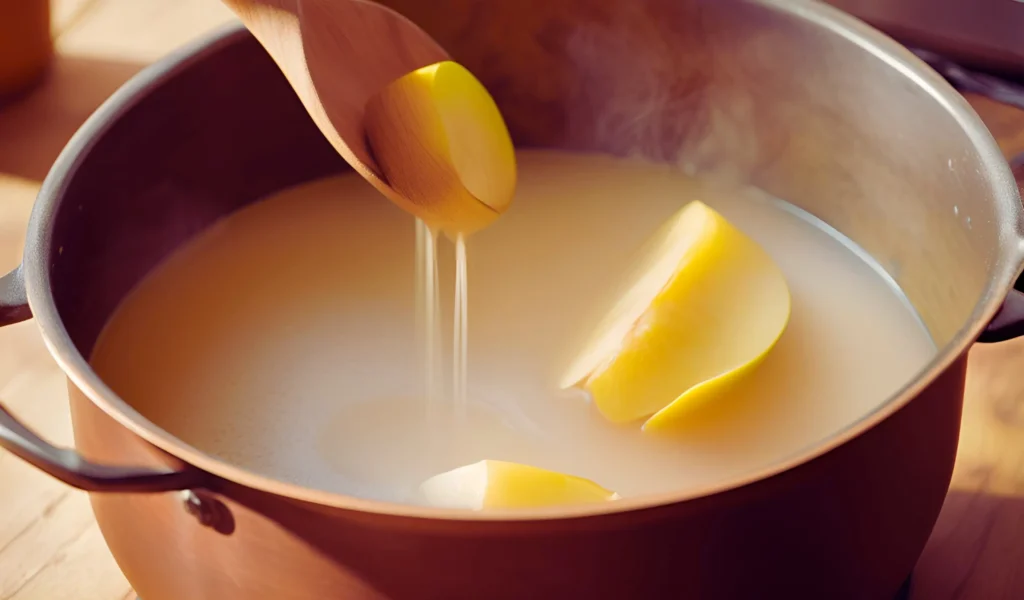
0 403 205 492
979 289 1024 343
0 264 31 326
1 266 205 492
980 153 1024 344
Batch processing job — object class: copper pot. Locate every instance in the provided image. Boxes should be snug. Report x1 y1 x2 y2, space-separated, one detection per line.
3 1 1024 598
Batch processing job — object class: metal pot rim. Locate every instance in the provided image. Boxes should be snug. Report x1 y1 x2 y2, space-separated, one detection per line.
19 2 1024 520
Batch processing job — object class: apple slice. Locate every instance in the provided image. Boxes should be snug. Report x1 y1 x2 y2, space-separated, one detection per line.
561 201 791 431
419 460 619 510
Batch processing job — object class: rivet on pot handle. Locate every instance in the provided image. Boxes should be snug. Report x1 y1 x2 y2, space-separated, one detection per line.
0 265 206 493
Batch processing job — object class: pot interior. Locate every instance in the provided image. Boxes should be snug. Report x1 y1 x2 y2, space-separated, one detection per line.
38 0 1019 504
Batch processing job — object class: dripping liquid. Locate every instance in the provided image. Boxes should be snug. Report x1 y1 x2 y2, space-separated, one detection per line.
415 219 442 423
453 235 469 419
416 220 470 423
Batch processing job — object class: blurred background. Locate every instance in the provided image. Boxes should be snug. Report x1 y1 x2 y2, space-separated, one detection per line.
830 0 1024 77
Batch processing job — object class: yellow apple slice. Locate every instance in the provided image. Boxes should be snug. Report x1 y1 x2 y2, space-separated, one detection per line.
560 200 791 431
365 60 517 236
419 460 619 510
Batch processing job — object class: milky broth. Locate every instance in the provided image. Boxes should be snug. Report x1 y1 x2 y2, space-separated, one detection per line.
90 150 936 504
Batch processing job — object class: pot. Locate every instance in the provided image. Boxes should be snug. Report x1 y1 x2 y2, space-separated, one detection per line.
3 1 1024 598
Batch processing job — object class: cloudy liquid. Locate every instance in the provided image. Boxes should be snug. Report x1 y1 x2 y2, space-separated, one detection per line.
90 151 936 504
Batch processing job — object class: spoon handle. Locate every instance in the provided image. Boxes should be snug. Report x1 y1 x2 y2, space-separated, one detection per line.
220 0 448 195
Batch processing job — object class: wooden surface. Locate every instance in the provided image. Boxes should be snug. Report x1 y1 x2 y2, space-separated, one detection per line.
1 2 1024 599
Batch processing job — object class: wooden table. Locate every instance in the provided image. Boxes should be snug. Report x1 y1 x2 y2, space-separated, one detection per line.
1 2 1023 599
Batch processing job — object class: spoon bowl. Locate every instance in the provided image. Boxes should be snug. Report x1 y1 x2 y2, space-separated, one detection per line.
223 0 514 233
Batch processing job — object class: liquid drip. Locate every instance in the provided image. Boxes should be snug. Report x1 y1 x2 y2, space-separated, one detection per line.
452 235 469 420
89 151 938 504
416 224 470 423
415 219 443 423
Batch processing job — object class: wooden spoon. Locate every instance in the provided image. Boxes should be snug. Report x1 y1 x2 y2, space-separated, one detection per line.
222 0 516 234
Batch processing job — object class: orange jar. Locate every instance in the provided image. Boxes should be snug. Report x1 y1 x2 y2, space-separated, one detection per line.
0 0 52 99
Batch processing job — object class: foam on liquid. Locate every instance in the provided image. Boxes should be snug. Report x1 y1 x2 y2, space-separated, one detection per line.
90 151 936 504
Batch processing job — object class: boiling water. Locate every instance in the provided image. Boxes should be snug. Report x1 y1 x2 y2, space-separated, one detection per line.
90 151 936 504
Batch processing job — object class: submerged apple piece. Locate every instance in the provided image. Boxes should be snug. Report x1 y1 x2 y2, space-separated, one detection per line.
560 200 791 431
419 460 619 510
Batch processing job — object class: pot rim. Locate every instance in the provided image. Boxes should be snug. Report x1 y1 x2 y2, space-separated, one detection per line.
22 1 1024 521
